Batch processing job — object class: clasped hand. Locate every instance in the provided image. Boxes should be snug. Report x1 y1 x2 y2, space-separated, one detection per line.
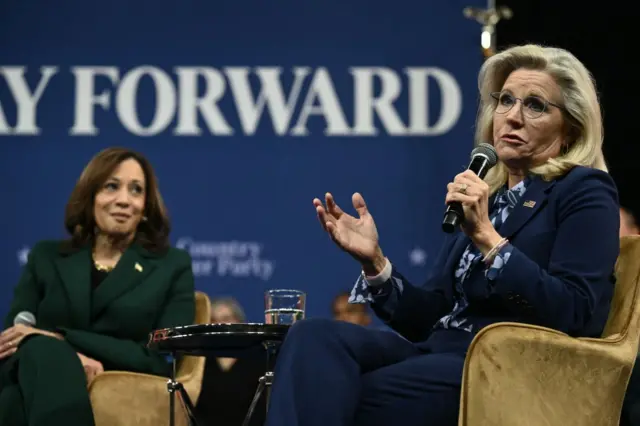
0 324 62 360
77 352 104 382
0 324 102 381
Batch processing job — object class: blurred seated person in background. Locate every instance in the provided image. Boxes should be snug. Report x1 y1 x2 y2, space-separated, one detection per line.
195 297 266 426
620 206 639 237
0 147 196 426
264 44 620 426
332 291 371 326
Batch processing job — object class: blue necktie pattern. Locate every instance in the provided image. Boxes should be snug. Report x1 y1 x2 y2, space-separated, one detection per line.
434 178 529 332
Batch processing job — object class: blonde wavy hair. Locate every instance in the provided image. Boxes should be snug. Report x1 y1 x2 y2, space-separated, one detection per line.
474 44 607 193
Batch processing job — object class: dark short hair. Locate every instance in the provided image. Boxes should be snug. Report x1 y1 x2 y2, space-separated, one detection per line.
63 147 171 252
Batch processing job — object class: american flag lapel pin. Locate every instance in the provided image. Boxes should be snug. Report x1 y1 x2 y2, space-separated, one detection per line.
523 200 536 208
135 262 143 272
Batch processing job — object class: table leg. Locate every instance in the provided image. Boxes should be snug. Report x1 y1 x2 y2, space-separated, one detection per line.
242 375 267 426
167 354 177 426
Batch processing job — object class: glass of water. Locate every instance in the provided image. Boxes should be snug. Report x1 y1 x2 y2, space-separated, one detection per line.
264 289 306 325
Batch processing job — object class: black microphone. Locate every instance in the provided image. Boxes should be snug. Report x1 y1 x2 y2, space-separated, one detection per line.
442 143 498 233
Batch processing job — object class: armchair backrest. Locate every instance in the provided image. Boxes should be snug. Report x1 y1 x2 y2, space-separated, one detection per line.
176 291 211 377
601 236 640 351
194 291 212 325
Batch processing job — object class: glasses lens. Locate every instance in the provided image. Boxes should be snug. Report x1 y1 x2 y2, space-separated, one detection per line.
495 92 514 114
493 92 546 119
522 96 545 118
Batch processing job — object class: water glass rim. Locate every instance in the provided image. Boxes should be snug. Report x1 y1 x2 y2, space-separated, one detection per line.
265 288 305 295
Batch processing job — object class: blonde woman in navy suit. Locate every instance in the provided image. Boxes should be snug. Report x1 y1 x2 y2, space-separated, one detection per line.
264 44 620 426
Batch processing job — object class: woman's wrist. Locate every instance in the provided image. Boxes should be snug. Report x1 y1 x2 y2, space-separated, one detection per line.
472 226 504 256
41 330 64 340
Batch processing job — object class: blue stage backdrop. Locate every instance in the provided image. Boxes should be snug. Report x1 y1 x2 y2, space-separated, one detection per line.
0 0 485 324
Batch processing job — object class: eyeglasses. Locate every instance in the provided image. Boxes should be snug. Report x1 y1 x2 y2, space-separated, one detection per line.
490 91 565 119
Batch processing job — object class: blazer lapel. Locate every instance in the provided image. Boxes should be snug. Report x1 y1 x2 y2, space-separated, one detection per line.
499 176 557 239
91 243 157 320
55 247 92 329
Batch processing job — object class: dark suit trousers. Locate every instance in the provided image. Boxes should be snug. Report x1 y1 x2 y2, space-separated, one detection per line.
264 318 472 426
0 335 94 426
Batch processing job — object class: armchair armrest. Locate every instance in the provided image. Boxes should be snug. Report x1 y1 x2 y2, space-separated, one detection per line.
458 322 633 426
88 361 204 426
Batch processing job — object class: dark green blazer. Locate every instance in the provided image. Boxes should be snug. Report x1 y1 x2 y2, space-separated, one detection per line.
2 239 196 378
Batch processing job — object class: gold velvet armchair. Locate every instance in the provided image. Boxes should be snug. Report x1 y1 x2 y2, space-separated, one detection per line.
89 291 211 426
458 236 640 426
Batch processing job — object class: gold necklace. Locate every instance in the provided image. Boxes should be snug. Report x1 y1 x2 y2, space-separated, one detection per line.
93 259 115 272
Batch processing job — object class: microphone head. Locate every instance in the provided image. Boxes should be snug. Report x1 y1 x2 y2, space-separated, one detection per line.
14 311 36 326
471 142 498 168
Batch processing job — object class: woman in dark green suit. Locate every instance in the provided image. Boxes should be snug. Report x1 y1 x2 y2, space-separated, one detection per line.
0 147 196 426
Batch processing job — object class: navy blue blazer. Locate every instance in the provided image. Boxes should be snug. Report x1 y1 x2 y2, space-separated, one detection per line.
373 166 620 343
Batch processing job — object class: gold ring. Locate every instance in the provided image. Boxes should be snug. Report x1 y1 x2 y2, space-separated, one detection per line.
459 183 468 195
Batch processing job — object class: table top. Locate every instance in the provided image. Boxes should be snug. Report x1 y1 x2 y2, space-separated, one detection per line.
147 323 290 356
